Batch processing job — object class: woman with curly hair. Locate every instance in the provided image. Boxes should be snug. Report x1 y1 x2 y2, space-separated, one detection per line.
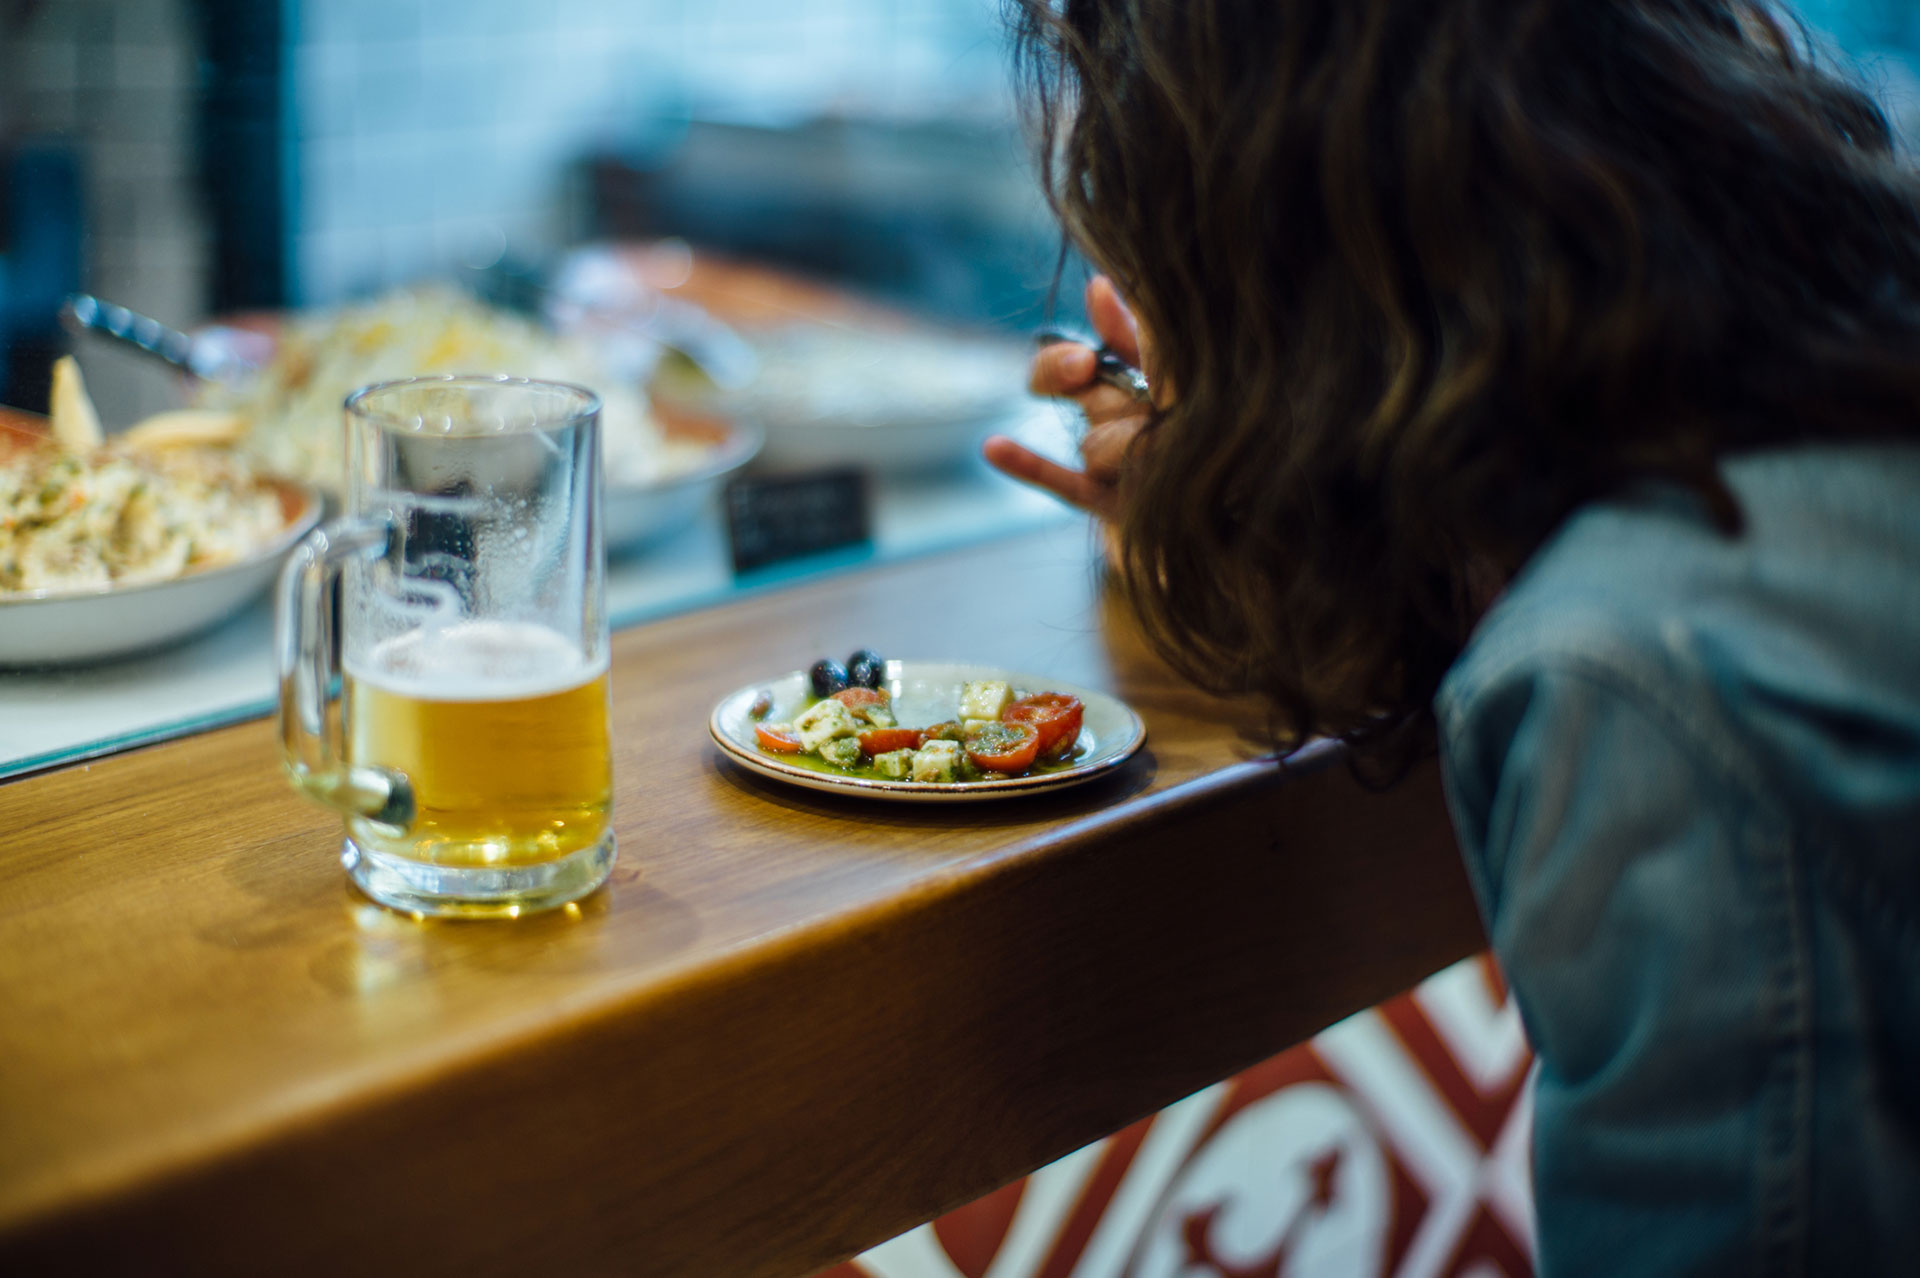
987 1 1920 1271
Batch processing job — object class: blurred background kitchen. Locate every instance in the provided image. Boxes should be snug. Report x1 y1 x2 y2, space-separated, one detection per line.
4 1 1918 429
3 1 1917 425
0 0 1063 434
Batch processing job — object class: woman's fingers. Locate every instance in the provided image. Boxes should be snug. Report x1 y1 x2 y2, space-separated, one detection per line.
1029 343 1097 396
1005 278 1153 518
1086 276 1144 370
1031 342 1138 424
1075 383 1145 427
981 435 1117 519
1030 279 1145 391
1080 413 1146 478
982 411 1145 517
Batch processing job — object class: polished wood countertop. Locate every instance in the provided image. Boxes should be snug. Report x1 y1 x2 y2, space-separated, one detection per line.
0 520 1484 1276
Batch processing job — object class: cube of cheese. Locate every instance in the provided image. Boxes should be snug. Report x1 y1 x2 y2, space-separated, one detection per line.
871 748 914 779
910 738 961 783
817 737 863 768
794 698 859 751
957 680 1012 723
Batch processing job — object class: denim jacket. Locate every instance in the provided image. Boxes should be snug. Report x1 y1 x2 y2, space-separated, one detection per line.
1436 444 1920 1275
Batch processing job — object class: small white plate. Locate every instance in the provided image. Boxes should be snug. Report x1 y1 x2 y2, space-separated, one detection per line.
710 660 1147 802
0 478 322 667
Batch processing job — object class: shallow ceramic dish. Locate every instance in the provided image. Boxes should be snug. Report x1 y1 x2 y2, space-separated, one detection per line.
604 407 761 551
744 400 1027 474
0 434 322 666
666 322 1032 474
709 660 1146 802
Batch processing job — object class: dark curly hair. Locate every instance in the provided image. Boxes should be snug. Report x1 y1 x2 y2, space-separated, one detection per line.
1009 0 1920 758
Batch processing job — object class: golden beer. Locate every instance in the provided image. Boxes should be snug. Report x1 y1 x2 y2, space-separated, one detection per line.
343 620 612 869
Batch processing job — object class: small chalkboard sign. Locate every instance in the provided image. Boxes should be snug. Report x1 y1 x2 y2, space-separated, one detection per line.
724 468 871 574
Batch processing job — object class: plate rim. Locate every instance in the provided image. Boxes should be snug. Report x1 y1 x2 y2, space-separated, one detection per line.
709 660 1147 801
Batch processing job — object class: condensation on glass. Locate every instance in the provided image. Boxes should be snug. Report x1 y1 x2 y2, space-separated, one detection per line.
276 375 613 918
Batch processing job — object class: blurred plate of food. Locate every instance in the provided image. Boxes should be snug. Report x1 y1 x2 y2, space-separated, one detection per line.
0 364 322 666
563 243 1032 473
184 285 758 549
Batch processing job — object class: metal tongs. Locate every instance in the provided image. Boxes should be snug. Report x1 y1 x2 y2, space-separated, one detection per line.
59 294 269 385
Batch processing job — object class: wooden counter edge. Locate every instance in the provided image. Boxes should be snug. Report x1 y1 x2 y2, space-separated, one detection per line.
0 745 1484 1278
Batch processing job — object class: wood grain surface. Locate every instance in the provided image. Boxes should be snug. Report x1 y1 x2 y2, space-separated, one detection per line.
0 520 1484 1277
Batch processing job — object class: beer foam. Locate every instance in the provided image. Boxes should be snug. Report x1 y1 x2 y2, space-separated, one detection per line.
348 620 605 702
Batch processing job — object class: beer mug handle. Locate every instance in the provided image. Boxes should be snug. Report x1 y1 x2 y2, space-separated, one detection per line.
274 515 415 829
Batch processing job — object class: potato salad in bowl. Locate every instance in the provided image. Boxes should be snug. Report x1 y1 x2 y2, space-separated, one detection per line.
0 443 287 596
0 358 319 664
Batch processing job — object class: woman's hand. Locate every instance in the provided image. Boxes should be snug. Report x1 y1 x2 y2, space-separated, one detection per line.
983 276 1154 523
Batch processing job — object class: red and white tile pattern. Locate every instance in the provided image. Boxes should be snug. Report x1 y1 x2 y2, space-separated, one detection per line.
824 955 1533 1278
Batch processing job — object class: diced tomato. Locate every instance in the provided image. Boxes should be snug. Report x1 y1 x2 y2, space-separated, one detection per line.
918 721 965 745
832 687 890 709
858 727 922 755
963 720 1041 773
1003 693 1084 759
754 722 804 753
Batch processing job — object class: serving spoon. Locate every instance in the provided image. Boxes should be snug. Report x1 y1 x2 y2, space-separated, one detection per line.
59 293 271 385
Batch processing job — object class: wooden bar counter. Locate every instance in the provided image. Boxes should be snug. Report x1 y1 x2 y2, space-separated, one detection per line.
0 520 1484 1277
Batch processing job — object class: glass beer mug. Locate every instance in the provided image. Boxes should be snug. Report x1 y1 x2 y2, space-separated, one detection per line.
277 375 614 917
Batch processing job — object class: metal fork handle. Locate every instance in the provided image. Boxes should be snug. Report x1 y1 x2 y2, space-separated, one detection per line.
1031 327 1152 404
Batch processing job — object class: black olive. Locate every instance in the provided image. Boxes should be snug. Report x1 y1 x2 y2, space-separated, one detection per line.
846 648 885 689
809 658 849 697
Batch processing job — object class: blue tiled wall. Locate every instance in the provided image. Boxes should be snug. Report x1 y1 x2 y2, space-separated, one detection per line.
6 0 1917 415
0 0 206 422
287 0 1019 306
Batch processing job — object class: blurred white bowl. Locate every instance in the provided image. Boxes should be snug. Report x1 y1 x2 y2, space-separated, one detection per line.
0 478 322 667
699 324 1031 473
748 400 1026 473
605 408 761 550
